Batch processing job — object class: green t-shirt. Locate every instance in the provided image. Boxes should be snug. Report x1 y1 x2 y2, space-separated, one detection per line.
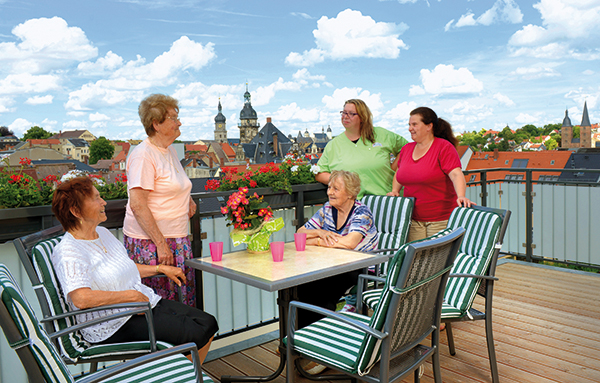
317 126 408 199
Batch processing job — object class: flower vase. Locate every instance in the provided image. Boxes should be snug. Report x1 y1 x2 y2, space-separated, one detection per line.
230 217 285 253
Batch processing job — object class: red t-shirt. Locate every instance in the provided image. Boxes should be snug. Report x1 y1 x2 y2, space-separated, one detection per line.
395 138 462 222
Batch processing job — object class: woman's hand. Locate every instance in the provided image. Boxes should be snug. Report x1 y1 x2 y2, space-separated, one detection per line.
316 229 342 247
387 191 400 197
159 265 187 286
188 198 197 218
157 241 174 266
456 196 474 208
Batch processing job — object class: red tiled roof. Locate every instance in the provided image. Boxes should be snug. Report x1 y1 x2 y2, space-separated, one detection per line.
466 151 572 182
186 144 208 152
456 145 469 158
27 139 60 145
220 142 236 158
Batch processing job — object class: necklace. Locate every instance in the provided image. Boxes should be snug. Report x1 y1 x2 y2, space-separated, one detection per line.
148 138 179 173
70 231 107 253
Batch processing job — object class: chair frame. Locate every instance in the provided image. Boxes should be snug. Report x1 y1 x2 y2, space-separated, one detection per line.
12 224 180 373
442 205 511 383
0 264 203 383
286 228 465 383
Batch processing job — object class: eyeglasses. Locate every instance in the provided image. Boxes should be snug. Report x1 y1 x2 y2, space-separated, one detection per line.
340 111 358 118
166 116 180 123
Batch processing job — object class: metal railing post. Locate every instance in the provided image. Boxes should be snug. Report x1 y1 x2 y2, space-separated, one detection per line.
480 171 488 207
525 169 534 263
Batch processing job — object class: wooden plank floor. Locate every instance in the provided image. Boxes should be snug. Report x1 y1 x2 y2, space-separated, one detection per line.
202 261 600 382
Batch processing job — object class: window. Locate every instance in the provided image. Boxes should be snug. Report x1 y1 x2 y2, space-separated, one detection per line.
512 159 529 168
469 175 476 182
505 160 509 165
550 160 555 165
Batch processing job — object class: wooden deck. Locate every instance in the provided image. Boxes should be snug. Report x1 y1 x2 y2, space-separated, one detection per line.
202 260 600 382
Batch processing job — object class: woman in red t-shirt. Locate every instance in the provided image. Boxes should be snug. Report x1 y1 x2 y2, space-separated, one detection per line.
388 107 474 242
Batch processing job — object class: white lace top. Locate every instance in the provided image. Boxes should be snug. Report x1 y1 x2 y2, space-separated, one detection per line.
51 226 161 343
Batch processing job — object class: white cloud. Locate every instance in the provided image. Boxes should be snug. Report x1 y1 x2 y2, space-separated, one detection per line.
509 0 600 59
493 93 516 107
290 12 313 20
89 112 110 121
583 69 594 75
0 73 61 95
0 17 97 75
77 51 124 76
92 121 107 128
410 64 484 95
321 87 384 115
378 101 418 135
63 120 88 128
253 78 303 106
25 95 54 105
286 9 408 66
173 82 242 108
8 118 34 136
65 36 216 110
509 65 560 80
41 118 57 128
515 112 542 124
447 0 523 30
0 97 15 113
272 103 320 122
564 88 598 110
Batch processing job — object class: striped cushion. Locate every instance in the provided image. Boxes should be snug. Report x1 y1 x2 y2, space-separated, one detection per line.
284 312 371 373
442 207 502 318
79 354 214 383
32 237 171 363
362 195 413 275
356 228 454 374
0 264 74 383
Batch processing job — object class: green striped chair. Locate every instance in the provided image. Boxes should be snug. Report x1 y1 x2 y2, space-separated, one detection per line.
285 228 464 383
441 206 510 383
0 263 213 383
13 225 179 373
359 206 510 383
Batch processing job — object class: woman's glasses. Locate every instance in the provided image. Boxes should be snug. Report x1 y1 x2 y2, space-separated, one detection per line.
166 116 180 123
340 111 358 117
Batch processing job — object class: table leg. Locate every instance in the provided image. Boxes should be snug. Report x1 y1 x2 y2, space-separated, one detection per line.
220 288 295 383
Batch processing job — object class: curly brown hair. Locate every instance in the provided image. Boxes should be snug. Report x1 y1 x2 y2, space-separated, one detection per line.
51 177 96 232
138 94 179 136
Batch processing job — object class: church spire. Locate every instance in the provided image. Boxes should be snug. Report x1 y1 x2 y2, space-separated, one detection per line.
562 108 572 127
581 101 591 127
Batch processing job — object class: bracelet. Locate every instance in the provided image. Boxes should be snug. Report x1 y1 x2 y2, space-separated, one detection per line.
156 265 160 273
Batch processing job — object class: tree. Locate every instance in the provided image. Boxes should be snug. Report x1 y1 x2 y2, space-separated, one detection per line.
22 126 54 140
545 138 558 150
0 126 14 136
89 136 115 164
498 126 515 141
542 123 561 135
520 124 541 138
572 125 580 138
550 132 561 147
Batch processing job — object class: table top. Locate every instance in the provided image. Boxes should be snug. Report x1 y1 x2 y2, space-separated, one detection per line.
186 242 389 292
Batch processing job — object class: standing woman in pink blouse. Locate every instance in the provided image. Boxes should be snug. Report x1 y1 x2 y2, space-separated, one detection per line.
123 94 197 306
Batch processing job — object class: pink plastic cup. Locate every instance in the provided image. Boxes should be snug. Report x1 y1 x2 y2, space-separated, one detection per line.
209 242 223 262
294 233 307 251
270 241 285 262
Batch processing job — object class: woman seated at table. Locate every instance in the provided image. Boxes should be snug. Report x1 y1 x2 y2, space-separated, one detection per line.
296 170 378 325
50 177 218 364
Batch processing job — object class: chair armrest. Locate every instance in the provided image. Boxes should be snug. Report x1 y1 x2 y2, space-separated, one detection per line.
76 342 201 383
371 248 397 255
44 302 158 352
449 273 498 281
287 301 386 345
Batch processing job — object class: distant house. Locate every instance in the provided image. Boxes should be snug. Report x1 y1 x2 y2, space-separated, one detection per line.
50 129 97 143
466 150 572 183
60 138 90 163
240 118 293 164
0 135 20 151
559 149 600 183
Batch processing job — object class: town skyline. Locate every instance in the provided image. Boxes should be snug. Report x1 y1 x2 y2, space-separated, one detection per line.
1 0 599 142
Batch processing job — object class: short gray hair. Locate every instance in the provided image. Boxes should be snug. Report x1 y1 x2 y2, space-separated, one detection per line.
329 170 361 200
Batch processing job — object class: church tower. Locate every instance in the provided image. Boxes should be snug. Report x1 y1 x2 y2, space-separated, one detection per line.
580 101 591 148
238 84 259 144
214 99 227 143
561 108 573 148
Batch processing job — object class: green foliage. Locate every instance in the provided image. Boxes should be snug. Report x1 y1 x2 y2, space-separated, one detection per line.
89 137 115 164
96 182 128 200
542 123 561 135
22 126 54 140
572 125 580 138
545 138 558 150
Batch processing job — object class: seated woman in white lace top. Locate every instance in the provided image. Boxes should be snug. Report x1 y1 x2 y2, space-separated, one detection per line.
51 177 218 364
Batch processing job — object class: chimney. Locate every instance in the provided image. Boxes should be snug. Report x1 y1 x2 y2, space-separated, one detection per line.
273 132 278 157
220 158 225 167
494 149 499 160
267 117 272 123
209 157 213 168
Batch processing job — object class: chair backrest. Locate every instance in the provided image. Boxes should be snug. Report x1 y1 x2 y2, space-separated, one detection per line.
362 195 414 274
355 228 464 375
0 263 74 383
14 225 93 362
443 206 510 314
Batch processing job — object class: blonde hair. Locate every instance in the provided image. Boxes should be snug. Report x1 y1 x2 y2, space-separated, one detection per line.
138 94 179 136
329 170 361 200
344 99 375 144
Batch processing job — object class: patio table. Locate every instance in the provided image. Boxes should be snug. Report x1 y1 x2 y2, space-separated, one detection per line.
186 242 390 382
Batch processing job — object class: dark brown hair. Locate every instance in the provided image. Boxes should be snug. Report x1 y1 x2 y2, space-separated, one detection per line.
410 106 458 148
345 99 375 144
51 177 96 232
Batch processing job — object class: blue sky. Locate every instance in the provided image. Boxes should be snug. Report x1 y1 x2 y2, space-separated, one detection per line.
1 0 599 142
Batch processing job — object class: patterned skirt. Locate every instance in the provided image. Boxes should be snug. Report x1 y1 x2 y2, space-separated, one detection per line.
123 235 196 307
